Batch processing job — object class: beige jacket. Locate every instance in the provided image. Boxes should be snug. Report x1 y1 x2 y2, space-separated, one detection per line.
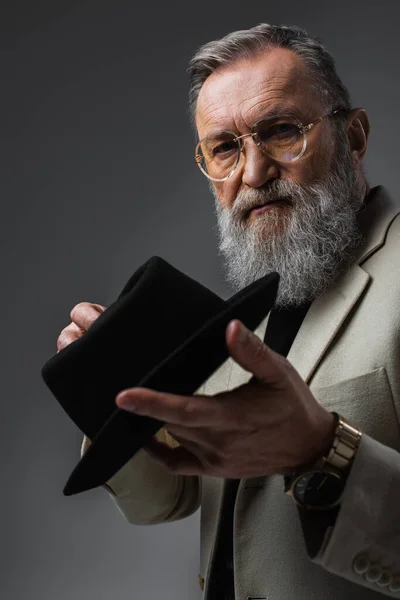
82 186 400 599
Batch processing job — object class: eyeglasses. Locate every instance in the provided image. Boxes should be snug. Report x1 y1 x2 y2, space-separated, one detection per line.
194 108 345 182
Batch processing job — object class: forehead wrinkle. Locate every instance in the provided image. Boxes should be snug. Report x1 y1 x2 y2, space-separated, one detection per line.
198 87 295 133
199 96 237 125
239 72 305 115
236 62 304 98
196 96 242 137
200 93 302 139
240 93 297 124
239 74 297 103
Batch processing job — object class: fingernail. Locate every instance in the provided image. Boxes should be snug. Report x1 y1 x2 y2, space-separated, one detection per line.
116 393 135 411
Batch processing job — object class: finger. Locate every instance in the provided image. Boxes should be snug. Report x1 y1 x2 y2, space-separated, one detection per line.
226 319 284 384
70 302 106 331
115 388 221 427
143 438 204 475
57 324 82 351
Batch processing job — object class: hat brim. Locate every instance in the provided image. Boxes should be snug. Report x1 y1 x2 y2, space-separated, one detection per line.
63 271 279 495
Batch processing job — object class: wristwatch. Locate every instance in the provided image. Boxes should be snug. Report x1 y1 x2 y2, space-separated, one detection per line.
285 412 362 510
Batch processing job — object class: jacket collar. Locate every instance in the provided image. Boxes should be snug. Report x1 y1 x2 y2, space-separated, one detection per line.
353 185 399 265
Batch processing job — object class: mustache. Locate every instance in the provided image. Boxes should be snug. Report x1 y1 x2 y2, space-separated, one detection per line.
229 180 300 220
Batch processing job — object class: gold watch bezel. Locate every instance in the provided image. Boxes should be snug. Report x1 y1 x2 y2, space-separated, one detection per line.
288 467 344 510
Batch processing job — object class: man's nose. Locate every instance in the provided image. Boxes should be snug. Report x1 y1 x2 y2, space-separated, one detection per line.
240 138 279 188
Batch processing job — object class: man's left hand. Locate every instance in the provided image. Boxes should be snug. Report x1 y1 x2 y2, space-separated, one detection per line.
115 319 336 478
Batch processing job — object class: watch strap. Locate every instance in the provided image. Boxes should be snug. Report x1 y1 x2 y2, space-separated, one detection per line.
322 412 362 471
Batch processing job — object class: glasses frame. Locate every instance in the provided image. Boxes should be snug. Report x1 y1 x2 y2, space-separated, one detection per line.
194 107 346 182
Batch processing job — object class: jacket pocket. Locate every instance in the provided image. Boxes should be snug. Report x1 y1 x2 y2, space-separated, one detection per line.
312 367 400 450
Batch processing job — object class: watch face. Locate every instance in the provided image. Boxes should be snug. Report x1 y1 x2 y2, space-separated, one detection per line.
292 470 344 509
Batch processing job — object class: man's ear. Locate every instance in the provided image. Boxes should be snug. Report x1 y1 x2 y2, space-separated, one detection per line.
346 107 370 164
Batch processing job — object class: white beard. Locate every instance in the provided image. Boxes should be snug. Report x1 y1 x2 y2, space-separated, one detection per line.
213 135 366 308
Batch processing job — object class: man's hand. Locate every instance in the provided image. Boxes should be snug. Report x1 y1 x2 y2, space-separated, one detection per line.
115 319 336 478
57 302 106 352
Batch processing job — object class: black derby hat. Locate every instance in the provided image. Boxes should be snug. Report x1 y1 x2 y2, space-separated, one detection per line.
41 256 279 496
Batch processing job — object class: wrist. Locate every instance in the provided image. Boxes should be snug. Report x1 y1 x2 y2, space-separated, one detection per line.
289 411 337 476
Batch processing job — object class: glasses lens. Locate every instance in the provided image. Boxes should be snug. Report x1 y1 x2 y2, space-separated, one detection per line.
195 132 240 180
254 118 304 162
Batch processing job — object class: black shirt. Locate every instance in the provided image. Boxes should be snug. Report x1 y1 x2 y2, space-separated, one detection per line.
209 300 312 600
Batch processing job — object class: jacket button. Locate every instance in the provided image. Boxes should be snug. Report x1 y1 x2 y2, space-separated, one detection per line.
377 570 393 588
365 564 382 583
352 554 370 575
198 573 205 591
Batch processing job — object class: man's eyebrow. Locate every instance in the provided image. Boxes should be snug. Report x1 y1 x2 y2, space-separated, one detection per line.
200 123 237 138
252 105 304 122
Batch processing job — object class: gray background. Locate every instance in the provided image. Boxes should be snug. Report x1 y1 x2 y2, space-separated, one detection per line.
2 1 399 599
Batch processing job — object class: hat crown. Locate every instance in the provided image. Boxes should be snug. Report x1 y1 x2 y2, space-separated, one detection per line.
42 256 224 439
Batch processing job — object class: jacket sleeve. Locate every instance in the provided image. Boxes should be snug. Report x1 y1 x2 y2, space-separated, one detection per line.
299 434 400 596
81 427 201 525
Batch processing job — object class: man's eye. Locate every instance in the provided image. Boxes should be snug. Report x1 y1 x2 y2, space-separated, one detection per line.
212 141 237 156
259 123 299 142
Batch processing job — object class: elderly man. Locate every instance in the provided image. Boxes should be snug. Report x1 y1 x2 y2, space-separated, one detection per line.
58 24 400 600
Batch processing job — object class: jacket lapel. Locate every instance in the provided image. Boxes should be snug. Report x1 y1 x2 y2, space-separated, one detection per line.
226 268 370 388
226 186 399 389
287 265 370 383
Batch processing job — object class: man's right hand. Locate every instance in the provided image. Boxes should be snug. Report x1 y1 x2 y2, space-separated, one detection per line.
56 300 180 451
57 302 107 352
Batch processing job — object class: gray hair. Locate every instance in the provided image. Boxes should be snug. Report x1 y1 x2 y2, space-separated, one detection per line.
187 23 351 129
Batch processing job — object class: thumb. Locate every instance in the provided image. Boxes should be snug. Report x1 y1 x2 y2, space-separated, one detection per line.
226 319 282 383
